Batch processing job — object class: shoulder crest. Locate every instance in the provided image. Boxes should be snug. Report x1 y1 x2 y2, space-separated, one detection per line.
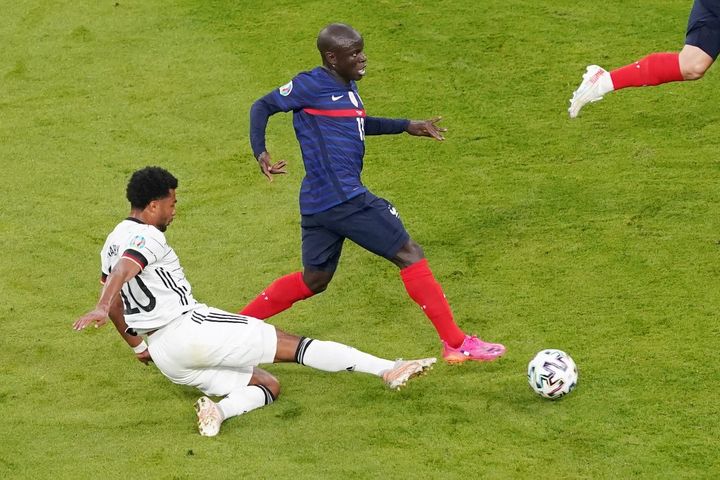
278 80 293 96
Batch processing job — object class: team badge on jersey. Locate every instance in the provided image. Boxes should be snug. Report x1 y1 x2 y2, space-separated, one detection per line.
279 80 293 96
130 235 146 249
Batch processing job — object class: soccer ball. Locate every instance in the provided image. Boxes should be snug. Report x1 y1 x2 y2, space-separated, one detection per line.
527 349 578 399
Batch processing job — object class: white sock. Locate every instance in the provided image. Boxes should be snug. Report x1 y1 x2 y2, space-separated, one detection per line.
217 384 275 419
295 338 395 376
599 69 615 95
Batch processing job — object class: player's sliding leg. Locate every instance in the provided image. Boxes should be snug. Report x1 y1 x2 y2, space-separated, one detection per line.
195 368 279 437
194 333 435 436
275 331 436 390
196 389 274 437
239 271 315 319
157 308 432 436
394 243 506 364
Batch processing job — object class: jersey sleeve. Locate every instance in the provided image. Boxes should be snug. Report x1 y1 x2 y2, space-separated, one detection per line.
100 248 109 284
120 227 166 270
365 116 410 136
250 73 314 158
100 236 114 283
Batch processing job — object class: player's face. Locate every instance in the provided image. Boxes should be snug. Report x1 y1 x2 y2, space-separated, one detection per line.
153 189 177 232
332 38 367 82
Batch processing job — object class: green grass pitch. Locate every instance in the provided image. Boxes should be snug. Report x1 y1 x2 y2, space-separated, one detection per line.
1 0 718 478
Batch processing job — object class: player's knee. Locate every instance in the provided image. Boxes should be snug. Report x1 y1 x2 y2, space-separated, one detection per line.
407 240 425 261
679 45 713 80
391 239 425 268
308 280 329 294
680 55 712 80
682 63 707 80
302 270 333 293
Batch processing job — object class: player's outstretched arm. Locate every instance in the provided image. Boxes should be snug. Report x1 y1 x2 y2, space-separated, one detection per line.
73 258 141 331
405 116 446 141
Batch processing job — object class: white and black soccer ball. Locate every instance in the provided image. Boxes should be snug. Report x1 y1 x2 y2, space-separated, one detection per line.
527 349 578 399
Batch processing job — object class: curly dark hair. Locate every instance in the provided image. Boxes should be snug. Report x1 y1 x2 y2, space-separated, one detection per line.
126 167 178 209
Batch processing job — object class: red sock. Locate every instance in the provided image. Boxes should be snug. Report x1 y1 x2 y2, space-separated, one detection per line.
400 259 465 348
610 53 683 90
239 272 314 320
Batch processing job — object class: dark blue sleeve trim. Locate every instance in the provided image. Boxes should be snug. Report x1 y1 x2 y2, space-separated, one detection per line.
364 117 410 136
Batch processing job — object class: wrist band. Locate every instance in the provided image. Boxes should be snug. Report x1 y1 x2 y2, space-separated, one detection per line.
132 340 148 354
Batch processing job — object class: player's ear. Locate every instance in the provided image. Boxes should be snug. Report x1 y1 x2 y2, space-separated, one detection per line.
324 51 336 65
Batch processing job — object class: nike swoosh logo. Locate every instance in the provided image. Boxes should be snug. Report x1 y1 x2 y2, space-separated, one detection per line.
331 95 343 101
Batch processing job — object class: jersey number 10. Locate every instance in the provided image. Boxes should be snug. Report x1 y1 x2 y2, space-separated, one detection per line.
120 276 157 314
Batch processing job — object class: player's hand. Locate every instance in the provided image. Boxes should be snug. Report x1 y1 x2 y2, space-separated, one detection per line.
406 117 446 141
72 307 109 331
257 151 287 182
136 348 153 365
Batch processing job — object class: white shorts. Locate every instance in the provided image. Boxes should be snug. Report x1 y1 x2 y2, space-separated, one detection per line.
147 305 277 396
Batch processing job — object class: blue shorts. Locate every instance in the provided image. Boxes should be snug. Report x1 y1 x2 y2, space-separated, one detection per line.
686 0 720 60
300 191 410 272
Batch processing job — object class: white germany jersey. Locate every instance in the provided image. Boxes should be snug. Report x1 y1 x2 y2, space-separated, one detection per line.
100 218 198 330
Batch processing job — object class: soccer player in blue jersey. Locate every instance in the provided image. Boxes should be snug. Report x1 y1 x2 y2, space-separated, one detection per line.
569 0 720 118
242 23 505 363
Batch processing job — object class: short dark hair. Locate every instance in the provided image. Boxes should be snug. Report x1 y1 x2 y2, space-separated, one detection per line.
126 167 178 209
317 23 360 53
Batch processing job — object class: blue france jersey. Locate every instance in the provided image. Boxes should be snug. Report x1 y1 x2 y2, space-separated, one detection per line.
251 67 369 214
699 0 720 17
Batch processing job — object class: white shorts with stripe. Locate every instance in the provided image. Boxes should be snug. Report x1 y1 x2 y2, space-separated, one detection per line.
147 304 277 396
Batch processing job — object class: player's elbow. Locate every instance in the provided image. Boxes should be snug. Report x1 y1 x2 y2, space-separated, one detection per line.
249 99 263 119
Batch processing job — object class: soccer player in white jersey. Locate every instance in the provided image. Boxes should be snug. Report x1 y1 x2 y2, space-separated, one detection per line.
73 167 435 437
